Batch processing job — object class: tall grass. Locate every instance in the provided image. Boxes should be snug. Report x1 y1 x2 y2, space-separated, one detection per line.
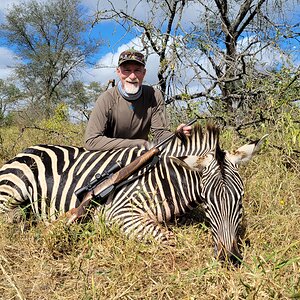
0 122 299 300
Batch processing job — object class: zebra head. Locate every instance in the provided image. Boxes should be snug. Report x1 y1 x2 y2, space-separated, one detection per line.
169 124 268 265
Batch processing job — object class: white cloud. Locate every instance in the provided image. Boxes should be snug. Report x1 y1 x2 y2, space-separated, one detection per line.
0 0 22 11
1 0 297 88
0 0 47 22
237 35 287 70
0 47 19 80
0 0 162 84
81 37 161 86
80 34 213 101
82 0 157 22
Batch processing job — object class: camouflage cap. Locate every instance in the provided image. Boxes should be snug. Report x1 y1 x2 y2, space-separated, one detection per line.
118 49 145 66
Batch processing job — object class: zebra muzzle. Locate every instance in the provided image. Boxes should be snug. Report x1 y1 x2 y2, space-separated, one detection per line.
215 240 243 266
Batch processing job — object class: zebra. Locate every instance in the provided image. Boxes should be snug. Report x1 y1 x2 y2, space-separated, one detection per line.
0 123 267 263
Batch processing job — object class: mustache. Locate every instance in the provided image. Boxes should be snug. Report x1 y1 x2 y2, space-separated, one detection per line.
125 80 139 84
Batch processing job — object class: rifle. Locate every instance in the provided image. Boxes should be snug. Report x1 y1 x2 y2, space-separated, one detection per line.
65 118 198 224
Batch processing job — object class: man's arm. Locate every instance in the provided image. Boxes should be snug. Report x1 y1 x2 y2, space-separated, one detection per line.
84 95 146 151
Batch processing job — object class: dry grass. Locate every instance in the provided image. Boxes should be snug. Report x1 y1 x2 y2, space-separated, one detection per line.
0 124 299 300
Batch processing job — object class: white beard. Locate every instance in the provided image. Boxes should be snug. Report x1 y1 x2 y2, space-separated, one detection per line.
124 82 140 94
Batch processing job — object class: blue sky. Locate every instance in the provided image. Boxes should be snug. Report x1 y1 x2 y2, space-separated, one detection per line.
0 0 299 89
0 0 152 84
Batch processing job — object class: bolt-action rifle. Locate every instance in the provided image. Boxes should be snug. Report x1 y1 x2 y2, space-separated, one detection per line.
65 118 198 224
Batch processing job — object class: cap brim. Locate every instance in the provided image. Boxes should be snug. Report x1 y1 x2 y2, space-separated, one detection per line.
118 59 145 66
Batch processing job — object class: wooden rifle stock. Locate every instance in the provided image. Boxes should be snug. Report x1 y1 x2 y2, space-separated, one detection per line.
65 118 198 224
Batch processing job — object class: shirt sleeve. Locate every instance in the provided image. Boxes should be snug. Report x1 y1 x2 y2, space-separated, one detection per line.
150 89 173 143
84 93 146 151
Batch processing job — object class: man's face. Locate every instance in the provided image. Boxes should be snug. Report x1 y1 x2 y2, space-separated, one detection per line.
117 62 146 94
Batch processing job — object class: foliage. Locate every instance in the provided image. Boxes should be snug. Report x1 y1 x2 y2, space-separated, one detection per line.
67 80 104 122
0 119 84 165
1 0 299 128
97 0 300 127
0 79 22 126
40 103 69 132
0 0 101 118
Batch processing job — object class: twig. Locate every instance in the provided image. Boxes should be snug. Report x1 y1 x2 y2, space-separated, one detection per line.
21 125 74 137
269 144 300 155
0 255 25 300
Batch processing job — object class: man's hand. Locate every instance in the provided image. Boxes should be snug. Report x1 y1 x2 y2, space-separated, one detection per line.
176 124 192 137
143 140 151 149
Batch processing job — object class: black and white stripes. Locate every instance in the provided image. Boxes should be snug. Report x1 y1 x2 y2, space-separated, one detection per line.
0 124 267 262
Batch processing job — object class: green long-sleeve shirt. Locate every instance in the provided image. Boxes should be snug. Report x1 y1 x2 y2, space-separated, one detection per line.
84 85 173 151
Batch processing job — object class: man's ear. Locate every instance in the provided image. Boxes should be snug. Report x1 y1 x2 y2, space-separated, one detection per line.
226 134 269 165
169 154 214 171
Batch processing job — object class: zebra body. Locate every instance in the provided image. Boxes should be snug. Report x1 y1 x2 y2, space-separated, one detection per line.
0 124 267 262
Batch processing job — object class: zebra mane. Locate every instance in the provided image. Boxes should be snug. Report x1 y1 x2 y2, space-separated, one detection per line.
165 123 225 160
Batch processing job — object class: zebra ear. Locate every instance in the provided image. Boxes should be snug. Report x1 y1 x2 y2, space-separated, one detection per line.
169 154 213 171
227 134 269 165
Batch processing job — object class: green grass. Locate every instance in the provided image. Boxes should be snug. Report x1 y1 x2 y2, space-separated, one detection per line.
0 123 299 299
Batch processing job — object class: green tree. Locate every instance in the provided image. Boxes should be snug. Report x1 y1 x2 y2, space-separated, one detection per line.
0 0 101 119
67 80 104 122
0 79 22 126
96 0 300 126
